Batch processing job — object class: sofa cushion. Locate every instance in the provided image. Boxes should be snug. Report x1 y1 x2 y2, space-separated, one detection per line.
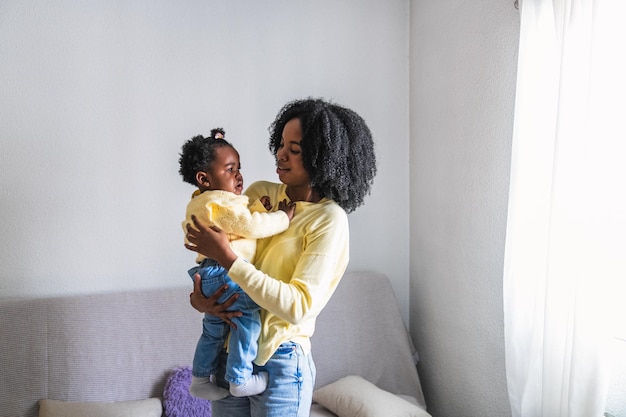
38 398 162 417
313 375 431 417
163 366 211 417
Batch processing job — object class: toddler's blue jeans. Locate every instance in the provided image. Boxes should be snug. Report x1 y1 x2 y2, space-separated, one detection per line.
188 259 261 385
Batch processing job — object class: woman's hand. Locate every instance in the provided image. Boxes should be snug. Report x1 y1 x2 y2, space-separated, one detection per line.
190 273 243 329
184 215 237 269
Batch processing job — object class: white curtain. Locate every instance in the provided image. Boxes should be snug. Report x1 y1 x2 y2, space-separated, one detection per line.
503 1 626 417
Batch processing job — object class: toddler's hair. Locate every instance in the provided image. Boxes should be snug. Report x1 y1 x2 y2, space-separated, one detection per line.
178 129 233 186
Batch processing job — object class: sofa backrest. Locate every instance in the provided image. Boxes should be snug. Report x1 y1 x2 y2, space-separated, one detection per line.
312 271 425 404
1 286 200 417
0 271 425 417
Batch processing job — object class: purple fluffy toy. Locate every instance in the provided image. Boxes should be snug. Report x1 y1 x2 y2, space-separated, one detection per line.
163 366 212 417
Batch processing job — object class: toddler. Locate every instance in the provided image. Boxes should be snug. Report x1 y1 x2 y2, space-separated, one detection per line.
179 129 295 399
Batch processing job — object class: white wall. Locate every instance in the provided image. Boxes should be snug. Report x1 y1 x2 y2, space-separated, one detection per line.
409 1 518 416
0 0 411 320
1 1 525 416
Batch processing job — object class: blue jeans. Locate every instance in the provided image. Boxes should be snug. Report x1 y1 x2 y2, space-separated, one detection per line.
212 342 316 417
189 259 261 385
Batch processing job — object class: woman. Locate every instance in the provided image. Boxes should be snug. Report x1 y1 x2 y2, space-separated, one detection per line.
185 98 377 417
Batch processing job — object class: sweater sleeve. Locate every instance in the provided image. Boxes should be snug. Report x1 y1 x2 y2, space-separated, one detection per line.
211 198 289 239
227 205 349 325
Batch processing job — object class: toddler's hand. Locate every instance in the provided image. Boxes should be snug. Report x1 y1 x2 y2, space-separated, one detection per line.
260 196 272 211
278 199 296 221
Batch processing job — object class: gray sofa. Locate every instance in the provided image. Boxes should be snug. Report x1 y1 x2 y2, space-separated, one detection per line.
0 271 428 417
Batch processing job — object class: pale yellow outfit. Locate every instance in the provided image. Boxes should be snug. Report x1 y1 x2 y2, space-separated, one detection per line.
226 181 350 365
182 189 290 264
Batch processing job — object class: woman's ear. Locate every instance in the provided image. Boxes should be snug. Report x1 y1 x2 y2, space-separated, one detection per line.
196 172 210 188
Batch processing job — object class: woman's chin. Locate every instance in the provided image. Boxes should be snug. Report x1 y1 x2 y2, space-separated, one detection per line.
276 169 289 182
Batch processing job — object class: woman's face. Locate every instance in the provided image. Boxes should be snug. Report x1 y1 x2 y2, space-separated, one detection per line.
275 118 311 187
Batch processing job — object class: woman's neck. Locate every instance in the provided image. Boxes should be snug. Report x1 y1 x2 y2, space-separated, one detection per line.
285 185 322 203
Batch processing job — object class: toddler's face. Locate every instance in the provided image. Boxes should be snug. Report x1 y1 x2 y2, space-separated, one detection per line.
206 146 244 195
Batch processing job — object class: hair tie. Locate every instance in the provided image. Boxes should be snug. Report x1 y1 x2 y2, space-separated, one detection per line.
210 127 225 140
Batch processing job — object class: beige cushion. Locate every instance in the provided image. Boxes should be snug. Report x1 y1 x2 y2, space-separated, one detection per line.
313 375 431 417
39 398 162 417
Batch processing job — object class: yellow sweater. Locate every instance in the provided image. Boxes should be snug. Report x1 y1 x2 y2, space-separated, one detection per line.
182 189 289 264
227 181 350 365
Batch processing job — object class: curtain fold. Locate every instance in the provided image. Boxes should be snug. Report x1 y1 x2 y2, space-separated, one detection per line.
503 1 626 416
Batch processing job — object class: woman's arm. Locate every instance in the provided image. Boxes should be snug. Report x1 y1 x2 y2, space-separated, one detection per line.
218 204 349 325
227 219 349 325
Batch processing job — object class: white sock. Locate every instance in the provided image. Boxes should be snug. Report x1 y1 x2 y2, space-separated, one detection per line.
229 372 269 397
189 375 230 401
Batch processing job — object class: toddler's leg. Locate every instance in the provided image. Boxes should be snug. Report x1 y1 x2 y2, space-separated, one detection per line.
229 371 269 397
190 375 230 401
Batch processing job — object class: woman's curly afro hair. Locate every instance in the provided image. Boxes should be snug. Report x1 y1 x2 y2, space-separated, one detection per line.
268 98 377 213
